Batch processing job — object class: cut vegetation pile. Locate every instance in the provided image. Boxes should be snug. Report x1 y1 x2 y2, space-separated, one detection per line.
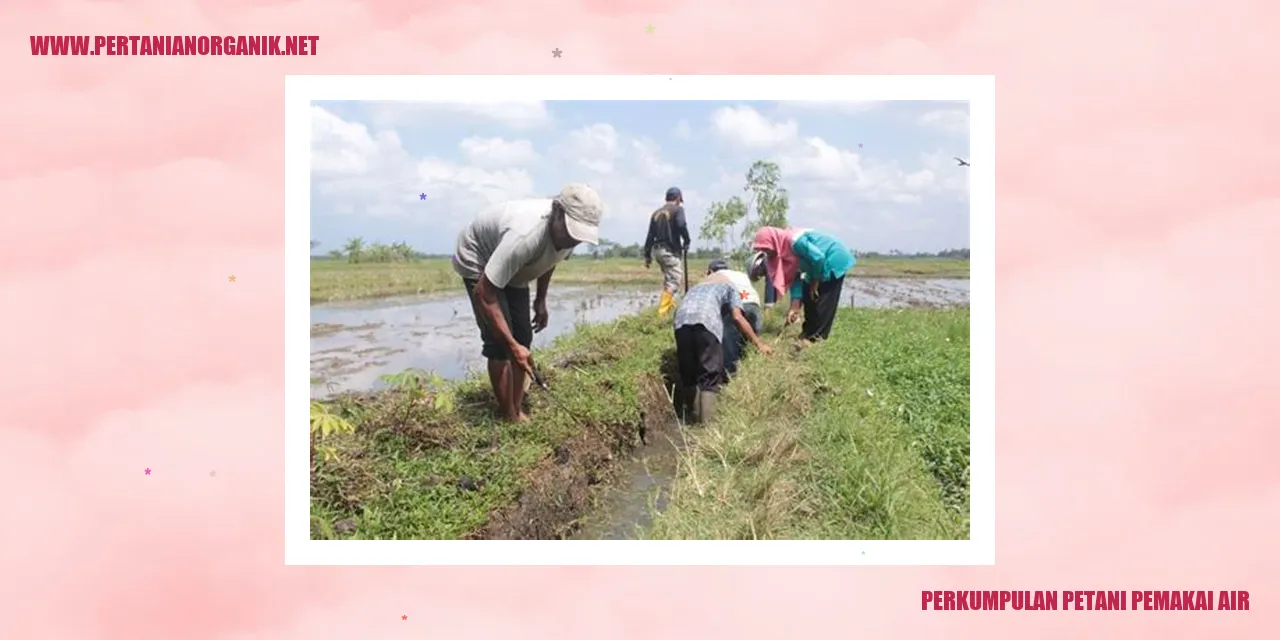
310 303 970 540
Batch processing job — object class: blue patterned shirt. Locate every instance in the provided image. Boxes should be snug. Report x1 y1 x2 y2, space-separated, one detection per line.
673 281 742 341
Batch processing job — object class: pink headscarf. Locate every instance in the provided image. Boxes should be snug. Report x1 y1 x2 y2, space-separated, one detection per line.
752 226 807 298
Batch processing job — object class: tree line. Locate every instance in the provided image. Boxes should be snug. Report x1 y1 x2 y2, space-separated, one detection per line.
310 238 425 264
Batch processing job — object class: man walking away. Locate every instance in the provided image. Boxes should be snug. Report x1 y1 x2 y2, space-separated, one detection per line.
704 259 763 376
644 187 691 318
452 184 603 445
673 276 772 425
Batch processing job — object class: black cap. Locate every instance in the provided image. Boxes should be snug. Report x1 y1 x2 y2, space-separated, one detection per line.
665 187 682 201
707 259 729 274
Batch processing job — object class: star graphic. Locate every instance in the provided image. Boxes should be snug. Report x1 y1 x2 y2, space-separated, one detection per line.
228 275 236 283
419 193 426 200
645 24 655 34
402 615 408 621
551 48 562 58
739 290 751 301
144 468 151 475
858 143 863 148
210 470 216 477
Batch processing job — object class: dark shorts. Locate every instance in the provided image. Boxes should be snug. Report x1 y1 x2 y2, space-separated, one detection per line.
463 278 533 361
674 324 726 393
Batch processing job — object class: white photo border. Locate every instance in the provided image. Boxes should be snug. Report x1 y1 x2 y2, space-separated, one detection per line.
285 75 995 566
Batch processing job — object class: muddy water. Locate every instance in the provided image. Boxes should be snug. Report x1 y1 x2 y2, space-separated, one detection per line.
571 427 686 540
844 277 970 308
310 286 658 397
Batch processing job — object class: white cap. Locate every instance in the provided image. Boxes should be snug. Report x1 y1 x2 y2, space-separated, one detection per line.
555 183 603 245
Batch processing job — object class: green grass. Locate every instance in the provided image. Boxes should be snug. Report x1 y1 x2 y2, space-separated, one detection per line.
309 312 677 540
310 256 971 303
310 302 971 540
644 306 970 540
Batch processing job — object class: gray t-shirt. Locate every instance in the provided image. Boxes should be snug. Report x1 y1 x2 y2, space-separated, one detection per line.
452 198 571 289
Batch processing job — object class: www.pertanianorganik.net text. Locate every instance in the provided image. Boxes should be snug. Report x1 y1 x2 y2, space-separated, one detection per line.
30 35 319 56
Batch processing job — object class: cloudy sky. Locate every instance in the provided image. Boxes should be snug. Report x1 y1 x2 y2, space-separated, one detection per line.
309 100 970 255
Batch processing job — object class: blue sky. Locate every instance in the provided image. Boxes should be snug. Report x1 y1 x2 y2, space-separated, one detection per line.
310 100 970 255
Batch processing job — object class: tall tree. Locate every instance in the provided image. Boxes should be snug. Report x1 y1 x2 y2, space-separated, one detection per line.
342 237 365 264
698 197 748 255
697 160 791 261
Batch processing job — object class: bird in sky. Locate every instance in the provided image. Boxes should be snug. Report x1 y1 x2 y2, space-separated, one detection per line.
954 157 970 167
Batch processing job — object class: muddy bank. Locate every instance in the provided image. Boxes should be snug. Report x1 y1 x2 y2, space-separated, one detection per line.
473 366 686 540
470 372 681 540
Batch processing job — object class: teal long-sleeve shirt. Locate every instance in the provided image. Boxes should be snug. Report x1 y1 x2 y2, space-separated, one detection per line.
789 230 856 301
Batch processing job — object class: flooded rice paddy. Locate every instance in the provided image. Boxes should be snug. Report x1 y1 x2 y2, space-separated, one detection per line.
310 278 970 397
311 286 656 396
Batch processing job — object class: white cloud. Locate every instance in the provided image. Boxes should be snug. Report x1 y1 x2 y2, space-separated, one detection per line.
458 137 539 167
710 106 799 148
310 102 969 255
631 137 682 181
778 141 967 206
310 106 535 219
705 106 967 208
547 123 687 244
917 150 971 197
556 123 622 174
360 100 551 130
311 106 399 176
777 137 860 181
673 119 693 140
916 108 970 136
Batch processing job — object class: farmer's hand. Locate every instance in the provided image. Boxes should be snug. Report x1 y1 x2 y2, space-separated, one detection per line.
510 344 534 377
809 280 820 299
785 308 801 326
644 259 651 269
533 300 549 332
756 342 774 356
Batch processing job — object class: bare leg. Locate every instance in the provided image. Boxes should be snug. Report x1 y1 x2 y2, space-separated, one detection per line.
511 366 530 422
487 359 513 410
487 359 513 447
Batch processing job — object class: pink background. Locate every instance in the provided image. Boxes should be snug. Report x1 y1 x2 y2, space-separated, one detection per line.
3 0 1277 638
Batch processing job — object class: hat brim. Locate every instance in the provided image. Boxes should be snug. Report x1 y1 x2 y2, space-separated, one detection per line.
564 216 599 245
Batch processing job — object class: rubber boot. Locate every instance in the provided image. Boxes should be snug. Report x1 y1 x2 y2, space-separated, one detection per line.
681 388 697 423
694 390 718 424
658 290 675 318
